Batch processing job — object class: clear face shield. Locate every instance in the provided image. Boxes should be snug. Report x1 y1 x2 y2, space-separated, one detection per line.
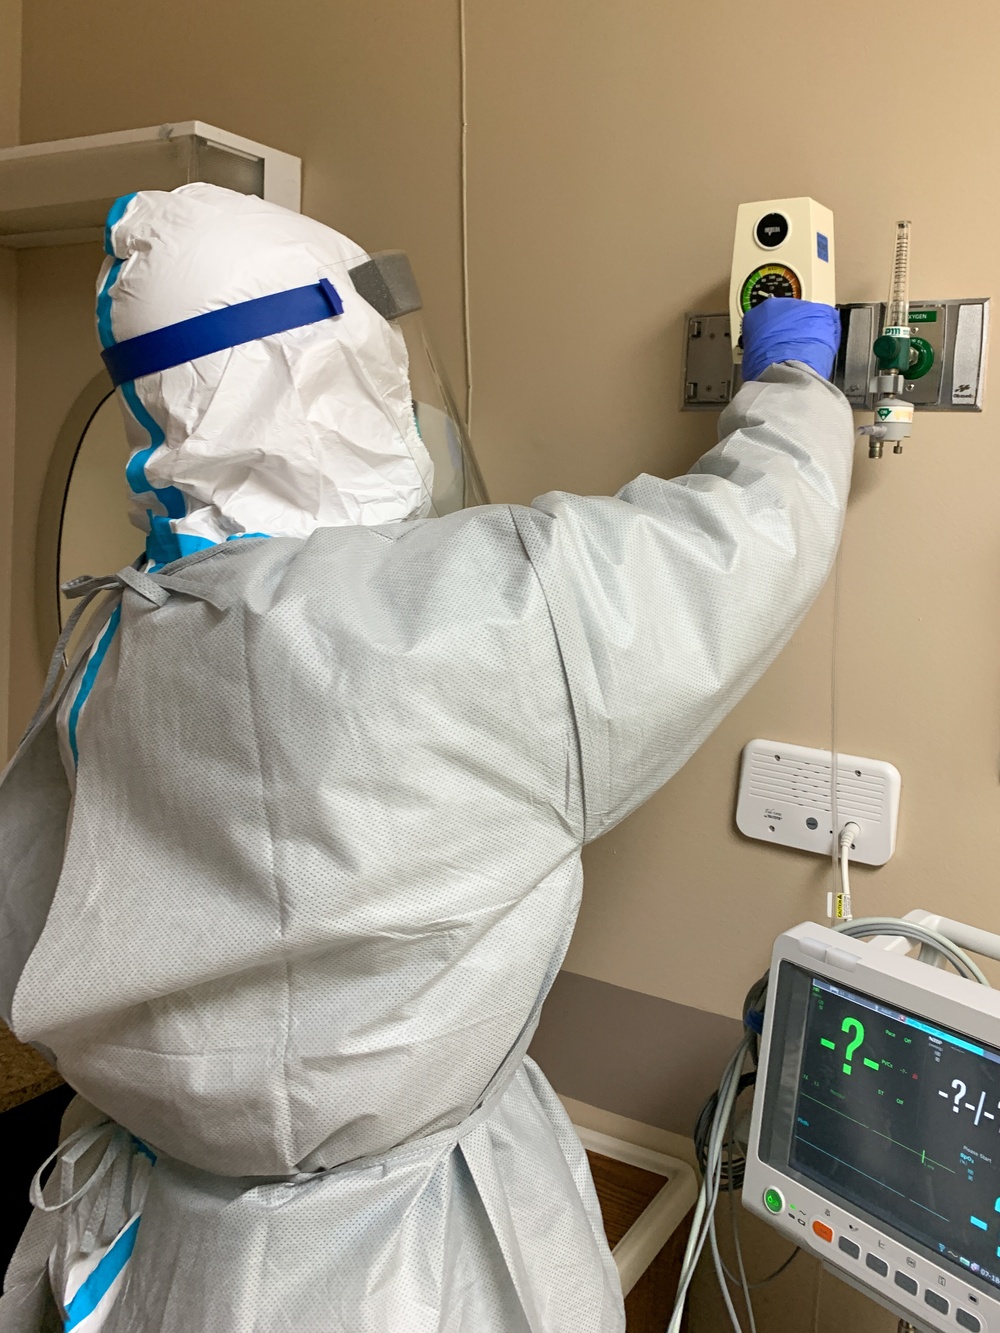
345 251 487 517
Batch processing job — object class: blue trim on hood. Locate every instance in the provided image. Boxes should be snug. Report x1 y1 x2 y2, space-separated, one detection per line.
103 192 137 256
145 517 215 566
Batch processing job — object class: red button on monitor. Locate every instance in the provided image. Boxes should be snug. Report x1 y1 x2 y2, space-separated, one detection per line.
812 1221 834 1243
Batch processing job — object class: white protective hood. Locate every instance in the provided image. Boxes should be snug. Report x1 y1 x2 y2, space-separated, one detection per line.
96 183 435 560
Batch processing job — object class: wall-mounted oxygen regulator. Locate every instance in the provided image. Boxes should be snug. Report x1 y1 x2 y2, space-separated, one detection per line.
684 198 990 458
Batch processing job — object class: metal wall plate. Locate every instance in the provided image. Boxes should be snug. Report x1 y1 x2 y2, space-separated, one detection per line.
952 301 989 408
683 299 990 412
905 304 946 405
837 302 877 405
683 315 736 406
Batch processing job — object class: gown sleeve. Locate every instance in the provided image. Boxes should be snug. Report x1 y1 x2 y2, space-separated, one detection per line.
511 361 855 841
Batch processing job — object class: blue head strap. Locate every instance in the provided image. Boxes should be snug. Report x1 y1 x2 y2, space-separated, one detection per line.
101 277 345 387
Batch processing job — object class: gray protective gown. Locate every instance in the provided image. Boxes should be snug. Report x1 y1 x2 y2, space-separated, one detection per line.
0 363 853 1331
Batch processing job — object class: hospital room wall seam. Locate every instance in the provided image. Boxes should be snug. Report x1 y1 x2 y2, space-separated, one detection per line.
237 601 296 1163
458 0 473 431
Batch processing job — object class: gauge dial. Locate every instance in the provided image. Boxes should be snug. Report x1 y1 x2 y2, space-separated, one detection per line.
740 264 802 312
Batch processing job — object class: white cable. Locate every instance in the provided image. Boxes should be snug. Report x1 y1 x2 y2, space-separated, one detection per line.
727 1128 756 1332
710 1207 749 1333
458 0 474 431
667 1036 751 1333
669 1109 724 1323
837 822 859 922
835 917 990 986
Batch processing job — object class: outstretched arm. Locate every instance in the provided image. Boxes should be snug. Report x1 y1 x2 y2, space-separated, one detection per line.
513 301 853 840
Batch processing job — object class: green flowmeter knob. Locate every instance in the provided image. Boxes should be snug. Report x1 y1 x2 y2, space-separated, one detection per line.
905 334 935 381
873 333 911 372
873 334 900 360
763 1187 785 1214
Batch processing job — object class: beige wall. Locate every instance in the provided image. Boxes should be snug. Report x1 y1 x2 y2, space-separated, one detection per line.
463 0 1000 1023
0 0 20 759
11 1 1000 1330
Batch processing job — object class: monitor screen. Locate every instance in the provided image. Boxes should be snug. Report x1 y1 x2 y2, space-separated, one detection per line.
762 962 1000 1294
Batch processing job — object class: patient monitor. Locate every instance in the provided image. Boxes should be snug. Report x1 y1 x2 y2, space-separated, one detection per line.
746 920 1000 1333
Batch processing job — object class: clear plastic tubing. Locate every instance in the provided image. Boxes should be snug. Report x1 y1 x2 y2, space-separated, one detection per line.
885 220 911 331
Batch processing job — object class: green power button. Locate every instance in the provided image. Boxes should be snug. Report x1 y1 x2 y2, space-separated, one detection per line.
764 1187 785 1215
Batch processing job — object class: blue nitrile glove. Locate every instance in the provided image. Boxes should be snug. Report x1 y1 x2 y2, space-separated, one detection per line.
741 297 841 382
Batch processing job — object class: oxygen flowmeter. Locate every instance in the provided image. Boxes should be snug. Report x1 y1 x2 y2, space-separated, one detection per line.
729 197 836 365
859 220 935 458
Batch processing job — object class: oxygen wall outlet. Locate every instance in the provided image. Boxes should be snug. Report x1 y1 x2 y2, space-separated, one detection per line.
736 739 901 866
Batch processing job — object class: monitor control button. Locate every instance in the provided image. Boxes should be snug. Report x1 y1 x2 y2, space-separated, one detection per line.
812 1220 834 1243
924 1290 949 1316
865 1254 889 1278
837 1237 860 1260
956 1309 981 1332
763 1188 784 1215
894 1272 918 1297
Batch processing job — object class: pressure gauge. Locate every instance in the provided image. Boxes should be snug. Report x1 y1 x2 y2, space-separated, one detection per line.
729 198 835 363
740 264 803 312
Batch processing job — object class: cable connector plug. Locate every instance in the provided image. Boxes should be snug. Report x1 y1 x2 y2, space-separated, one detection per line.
832 822 861 923
839 822 860 850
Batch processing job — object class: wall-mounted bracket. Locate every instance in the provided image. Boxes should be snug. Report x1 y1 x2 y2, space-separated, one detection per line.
683 315 734 406
682 299 989 412
0 122 302 249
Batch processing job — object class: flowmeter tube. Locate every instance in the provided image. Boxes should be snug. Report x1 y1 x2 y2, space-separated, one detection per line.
886 219 911 332
859 220 932 458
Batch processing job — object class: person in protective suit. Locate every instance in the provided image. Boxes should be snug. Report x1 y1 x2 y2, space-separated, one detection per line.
0 184 851 1333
